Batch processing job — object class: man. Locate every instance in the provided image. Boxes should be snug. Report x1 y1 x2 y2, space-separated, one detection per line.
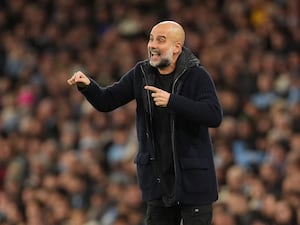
68 21 222 225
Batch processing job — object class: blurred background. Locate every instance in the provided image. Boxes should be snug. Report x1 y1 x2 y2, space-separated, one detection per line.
0 0 299 224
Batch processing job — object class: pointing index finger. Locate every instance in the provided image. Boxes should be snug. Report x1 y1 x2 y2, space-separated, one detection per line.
144 85 159 93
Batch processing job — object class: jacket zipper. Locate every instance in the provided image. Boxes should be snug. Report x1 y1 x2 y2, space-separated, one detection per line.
142 65 187 199
170 69 186 192
141 67 157 161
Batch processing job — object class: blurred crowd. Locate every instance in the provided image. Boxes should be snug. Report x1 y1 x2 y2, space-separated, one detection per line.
0 0 299 224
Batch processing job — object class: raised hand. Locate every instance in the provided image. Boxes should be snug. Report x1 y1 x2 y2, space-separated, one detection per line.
67 71 91 87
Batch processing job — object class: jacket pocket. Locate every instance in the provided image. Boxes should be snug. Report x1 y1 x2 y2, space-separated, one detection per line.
134 152 155 190
180 158 212 193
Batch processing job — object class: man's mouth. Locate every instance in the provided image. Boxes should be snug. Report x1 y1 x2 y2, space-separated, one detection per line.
150 50 160 57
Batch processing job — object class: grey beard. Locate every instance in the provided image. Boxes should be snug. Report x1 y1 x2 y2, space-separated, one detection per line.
155 58 171 69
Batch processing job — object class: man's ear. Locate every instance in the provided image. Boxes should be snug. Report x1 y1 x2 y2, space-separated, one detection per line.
174 42 182 54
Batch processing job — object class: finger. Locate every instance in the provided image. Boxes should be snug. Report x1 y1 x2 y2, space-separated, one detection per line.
67 72 82 85
67 76 76 85
75 76 82 83
144 85 160 93
74 73 83 82
154 97 163 103
155 100 164 107
153 99 160 105
151 92 160 98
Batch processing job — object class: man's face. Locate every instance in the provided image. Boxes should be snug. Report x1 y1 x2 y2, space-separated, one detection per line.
147 25 176 69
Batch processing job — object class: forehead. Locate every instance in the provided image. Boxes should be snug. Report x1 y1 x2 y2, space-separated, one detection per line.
150 24 172 38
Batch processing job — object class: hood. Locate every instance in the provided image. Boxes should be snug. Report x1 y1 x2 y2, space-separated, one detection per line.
178 46 200 68
173 47 200 77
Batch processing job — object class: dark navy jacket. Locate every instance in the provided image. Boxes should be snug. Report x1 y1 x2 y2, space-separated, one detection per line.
79 47 222 205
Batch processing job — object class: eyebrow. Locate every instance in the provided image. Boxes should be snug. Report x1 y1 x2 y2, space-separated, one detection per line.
150 34 167 40
157 35 166 40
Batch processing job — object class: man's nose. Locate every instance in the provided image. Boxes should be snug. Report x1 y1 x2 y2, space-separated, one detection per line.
148 41 157 49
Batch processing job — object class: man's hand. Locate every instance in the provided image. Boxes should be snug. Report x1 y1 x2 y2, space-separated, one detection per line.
67 71 91 87
144 85 171 107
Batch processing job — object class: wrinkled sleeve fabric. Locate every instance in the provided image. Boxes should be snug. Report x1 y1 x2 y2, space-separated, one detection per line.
167 66 222 127
79 69 135 112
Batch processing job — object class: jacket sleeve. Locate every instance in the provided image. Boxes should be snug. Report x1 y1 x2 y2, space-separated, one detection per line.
79 69 135 112
167 67 222 127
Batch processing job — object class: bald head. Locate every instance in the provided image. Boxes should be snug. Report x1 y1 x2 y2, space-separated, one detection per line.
152 21 185 47
148 21 185 73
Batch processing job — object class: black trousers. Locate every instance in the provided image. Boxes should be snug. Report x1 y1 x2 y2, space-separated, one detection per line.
145 202 212 225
